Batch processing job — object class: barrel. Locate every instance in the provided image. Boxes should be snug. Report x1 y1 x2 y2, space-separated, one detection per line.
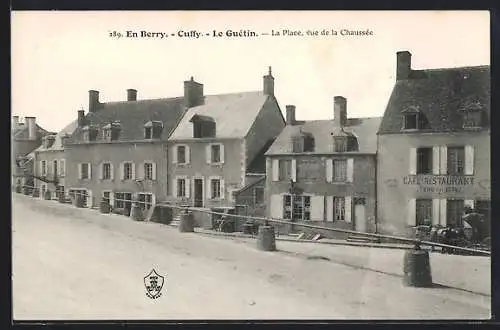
74 194 85 208
257 226 276 251
44 190 52 200
58 192 66 203
179 211 195 232
131 205 144 221
403 248 433 287
100 199 110 214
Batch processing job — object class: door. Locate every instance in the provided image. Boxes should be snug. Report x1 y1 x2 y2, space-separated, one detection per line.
354 202 366 232
194 179 203 207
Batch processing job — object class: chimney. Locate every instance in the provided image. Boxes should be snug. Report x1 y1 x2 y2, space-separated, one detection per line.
184 77 204 108
78 109 85 127
286 105 296 125
263 66 274 96
333 96 347 128
396 51 412 80
88 90 100 113
12 116 19 129
127 89 137 101
25 116 37 140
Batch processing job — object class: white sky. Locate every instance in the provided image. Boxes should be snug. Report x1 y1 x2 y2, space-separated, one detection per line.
11 11 490 132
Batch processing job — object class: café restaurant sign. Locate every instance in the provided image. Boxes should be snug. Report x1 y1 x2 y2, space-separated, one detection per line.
403 175 474 193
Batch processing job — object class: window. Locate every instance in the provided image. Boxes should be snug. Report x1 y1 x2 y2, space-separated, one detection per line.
144 121 163 139
279 159 292 181
137 193 154 211
193 121 216 138
347 136 359 152
211 144 221 163
53 160 58 177
292 136 303 153
404 114 418 130
297 159 321 180
144 163 153 180
211 179 221 199
104 129 112 140
177 146 186 164
253 187 264 205
177 178 186 197
447 199 464 227
123 163 133 180
103 163 111 180
283 195 311 221
447 147 465 175
334 137 347 152
304 136 315 152
416 147 432 174
416 199 432 226
463 111 483 128
333 160 347 182
81 163 89 179
144 127 152 139
83 127 98 141
41 160 47 176
333 197 345 221
59 159 65 176
115 192 132 209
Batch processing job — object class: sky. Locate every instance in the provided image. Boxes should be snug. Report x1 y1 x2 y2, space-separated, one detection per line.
11 11 490 133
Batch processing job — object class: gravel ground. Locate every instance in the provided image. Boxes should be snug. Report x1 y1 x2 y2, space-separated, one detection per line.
12 194 491 320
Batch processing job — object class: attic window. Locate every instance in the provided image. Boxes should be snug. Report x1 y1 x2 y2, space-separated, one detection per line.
303 135 315 152
103 122 121 141
347 136 359 152
144 121 163 139
334 137 347 152
404 114 418 130
83 126 98 142
402 107 430 130
292 133 315 153
190 115 216 138
460 101 484 129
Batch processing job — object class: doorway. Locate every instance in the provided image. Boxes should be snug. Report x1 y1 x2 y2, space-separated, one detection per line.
194 179 203 207
354 203 366 232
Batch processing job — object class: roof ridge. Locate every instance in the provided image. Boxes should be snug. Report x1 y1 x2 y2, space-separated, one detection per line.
418 65 490 72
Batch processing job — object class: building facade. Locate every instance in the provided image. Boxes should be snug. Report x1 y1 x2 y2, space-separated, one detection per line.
167 68 285 215
377 51 491 236
265 97 381 237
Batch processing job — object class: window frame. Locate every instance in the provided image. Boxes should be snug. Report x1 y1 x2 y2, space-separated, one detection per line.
416 147 433 175
415 199 433 226
123 162 133 181
333 196 346 222
211 178 221 199
177 145 187 164
81 163 90 180
211 144 221 164
333 159 347 182
102 162 112 180
447 146 465 175
144 162 153 180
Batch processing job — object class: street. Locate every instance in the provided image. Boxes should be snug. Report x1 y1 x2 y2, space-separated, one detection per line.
12 194 491 320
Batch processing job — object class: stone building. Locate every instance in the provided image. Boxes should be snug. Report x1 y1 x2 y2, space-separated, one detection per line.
376 51 490 236
265 97 381 237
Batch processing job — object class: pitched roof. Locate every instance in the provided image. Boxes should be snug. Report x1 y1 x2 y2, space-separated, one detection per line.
34 119 79 152
12 124 52 140
68 98 186 143
378 65 490 134
266 117 381 155
168 91 268 140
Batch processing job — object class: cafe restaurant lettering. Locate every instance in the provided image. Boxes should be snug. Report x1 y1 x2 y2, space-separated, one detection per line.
403 175 474 193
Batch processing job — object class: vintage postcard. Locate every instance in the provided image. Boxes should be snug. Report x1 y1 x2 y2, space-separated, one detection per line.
11 10 491 320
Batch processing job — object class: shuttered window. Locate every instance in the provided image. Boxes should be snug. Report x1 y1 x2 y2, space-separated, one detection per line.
102 163 112 180
279 159 292 181
177 178 186 197
333 160 347 182
282 195 311 221
297 159 321 180
416 199 432 226
447 147 465 175
144 163 153 180
81 163 89 179
123 162 133 180
416 147 432 174
447 199 464 227
333 197 345 221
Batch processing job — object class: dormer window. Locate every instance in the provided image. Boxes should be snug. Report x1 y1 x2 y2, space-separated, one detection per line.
144 121 163 139
43 135 56 148
103 122 121 141
303 135 315 152
402 106 430 130
460 100 485 129
83 126 98 142
334 136 347 152
190 114 216 138
291 131 315 153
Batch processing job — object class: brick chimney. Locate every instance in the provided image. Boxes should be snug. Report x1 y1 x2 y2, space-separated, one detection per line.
78 109 85 127
333 96 347 128
184 77 204 108
396 51 412 80
25 116 37 140
263 66 274 96
127 89 137 101
88 90 100 113
286 105 296 125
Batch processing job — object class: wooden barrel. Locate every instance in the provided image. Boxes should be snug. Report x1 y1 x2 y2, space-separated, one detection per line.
403 248 433 287
131 205 144 221
179 211 195 232
257 226 276 251
100 199 110 214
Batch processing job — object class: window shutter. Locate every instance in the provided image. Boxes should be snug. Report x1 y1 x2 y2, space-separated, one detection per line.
172 146 178 164
151 194 156 207
270 194 283 219
109 192 115 208
326 196 334 222
86 190 93 208
78 163 82 180
440 146 448 175
119 162 124 181
220 179 225 199
310 196 325 221
173 177 178 197
131 162 136 180
326 159 333 183
432 199 440 226
272 159 279 181
291 159 297 182
152 162 157 180
432 146 441 175
464 199 474 208
407 198 416 226
206 178 212 199
99 162 103 180
345 196 352 223
88 163 92 180
409 148 417 175
220 144 225 164
60 160 65 176
185 178 191 198
110 164 114 181
346 158 354 182
138 162 145 180
185 146 190 164
439 199 447 226
465 145 474 175
206 145 211 164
